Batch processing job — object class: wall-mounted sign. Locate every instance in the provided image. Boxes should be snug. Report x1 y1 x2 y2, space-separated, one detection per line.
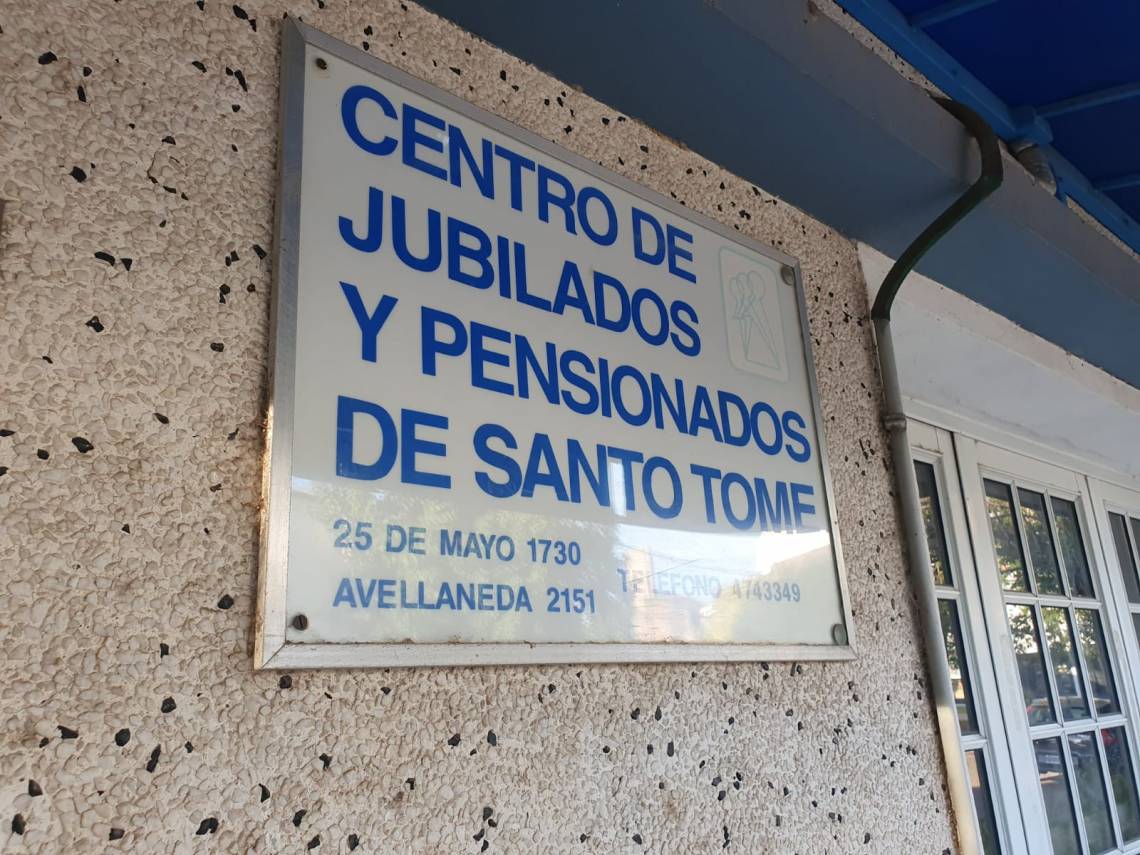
256 19 853 668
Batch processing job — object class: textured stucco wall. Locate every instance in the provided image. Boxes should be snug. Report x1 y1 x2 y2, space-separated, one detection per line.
0 1 955 852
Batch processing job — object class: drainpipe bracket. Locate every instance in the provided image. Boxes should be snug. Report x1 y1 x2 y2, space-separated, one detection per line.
882 413 908 432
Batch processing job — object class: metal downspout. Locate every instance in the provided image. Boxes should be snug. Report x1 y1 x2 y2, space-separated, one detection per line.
871 98 1003 855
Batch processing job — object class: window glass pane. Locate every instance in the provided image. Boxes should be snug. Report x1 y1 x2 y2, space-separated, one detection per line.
1074 609 1119 716
1041 607 1089 721
1109 513 1140 604
1019 489 1064 594
965 749 1003 855
914 461 953 587
1035 737 1081 855
938 600 979 734
1052 498 1094 598
1132 518 1140 577
1068 732 1115 854
1008 605 1056 725
986 480 1030 592
1102 727 1140 844
1133 613 1140 652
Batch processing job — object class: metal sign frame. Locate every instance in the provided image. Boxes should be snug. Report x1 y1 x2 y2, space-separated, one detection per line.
255 17 855 668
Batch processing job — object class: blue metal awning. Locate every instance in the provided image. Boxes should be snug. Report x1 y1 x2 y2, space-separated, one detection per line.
419 0 1140 388
835 0 1140 255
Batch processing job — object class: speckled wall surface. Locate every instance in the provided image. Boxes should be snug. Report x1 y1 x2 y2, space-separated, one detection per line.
0 1 955 852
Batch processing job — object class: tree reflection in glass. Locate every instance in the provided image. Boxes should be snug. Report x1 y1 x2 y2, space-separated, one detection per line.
1007 605 1055 725
1132 518 1140 585
1019 489 1063 594
1035 738 1080 855
1074 609 1119 716
966 749 1002 855
1102 727 1140 844
915 461 952 587
986 480 1029 592
939 600 978 734
1052 498 1094 598
1068 732 1114 854
1041 607 1089 721
1109 513 1140 604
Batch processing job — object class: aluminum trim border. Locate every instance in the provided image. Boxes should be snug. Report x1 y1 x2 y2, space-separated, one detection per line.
267 640 857 670
254 20 306 668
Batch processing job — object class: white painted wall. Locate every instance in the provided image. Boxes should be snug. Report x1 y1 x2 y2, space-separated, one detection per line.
860 244 1140 486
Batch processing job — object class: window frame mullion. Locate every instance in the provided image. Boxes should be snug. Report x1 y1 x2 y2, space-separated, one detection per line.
911 427 1029 854
955 434 1053 854
1087 478 1140 851
1096 724 1128 853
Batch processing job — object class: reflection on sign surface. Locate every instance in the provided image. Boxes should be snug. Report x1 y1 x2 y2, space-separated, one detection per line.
260 22 851 663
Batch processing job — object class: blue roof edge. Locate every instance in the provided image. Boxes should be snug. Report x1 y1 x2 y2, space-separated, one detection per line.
833 0 1140 257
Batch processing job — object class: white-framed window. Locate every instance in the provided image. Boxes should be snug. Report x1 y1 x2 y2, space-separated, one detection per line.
910 422 1020 854
1105 512 1140 641
1089 480 1140 744
911 423 1140 855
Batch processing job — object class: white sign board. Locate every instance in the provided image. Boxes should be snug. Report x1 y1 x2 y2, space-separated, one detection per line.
256 20 853 668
